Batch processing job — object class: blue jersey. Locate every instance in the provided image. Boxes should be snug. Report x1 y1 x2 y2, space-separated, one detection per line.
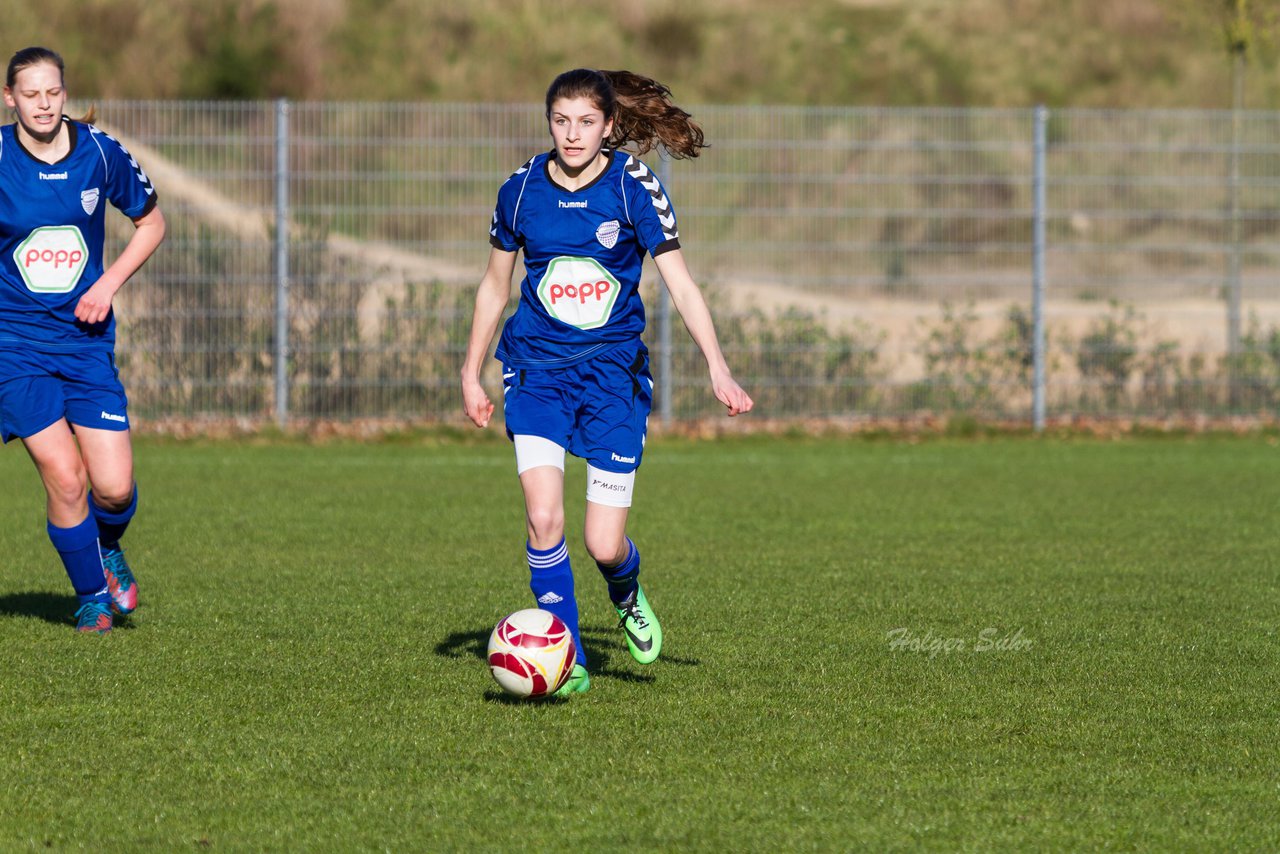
0 119 157 353
489 149 679 369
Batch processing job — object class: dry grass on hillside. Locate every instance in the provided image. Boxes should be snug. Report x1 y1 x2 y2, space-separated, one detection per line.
2 0 1275 108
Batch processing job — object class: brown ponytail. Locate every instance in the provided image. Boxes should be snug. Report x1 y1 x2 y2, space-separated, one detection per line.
544 68 707 160
602 70 706 159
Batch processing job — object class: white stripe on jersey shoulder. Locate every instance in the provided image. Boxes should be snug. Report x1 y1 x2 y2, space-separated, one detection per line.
507 154 537 181
510 153 541 237
483 155 535 241
87 124 112 183
622 155 677 242
88 124 156 197
491 154 540 241
619 164 631 225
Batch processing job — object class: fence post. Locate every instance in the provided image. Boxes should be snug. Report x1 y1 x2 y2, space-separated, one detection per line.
1032 105 1048 432
274 98 290 429
657 155 674 426
1226 62 1244 403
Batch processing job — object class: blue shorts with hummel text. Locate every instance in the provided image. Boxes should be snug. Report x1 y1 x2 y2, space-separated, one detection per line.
503 343 653 474
0 348 130 443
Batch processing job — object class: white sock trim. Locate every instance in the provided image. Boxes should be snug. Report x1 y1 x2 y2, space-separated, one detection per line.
527 540 569 567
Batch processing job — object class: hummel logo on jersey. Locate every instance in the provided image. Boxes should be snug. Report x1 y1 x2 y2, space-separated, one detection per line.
39 172 68 181
537 592 564 605
100 411 127 423
558 200 587 209
610 452 636 464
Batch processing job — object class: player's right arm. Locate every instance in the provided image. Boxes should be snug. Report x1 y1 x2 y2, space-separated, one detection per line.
75 205 166 325
460 247 517 428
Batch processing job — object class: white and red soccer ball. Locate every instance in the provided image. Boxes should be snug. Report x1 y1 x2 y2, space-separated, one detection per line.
487 609 577 698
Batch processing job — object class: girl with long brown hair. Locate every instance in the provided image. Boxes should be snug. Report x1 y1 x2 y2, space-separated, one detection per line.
461 68 752 695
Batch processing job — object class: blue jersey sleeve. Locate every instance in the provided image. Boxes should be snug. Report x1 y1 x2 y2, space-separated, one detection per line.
489 156 537 252
622 156 680 258
88 126 157 220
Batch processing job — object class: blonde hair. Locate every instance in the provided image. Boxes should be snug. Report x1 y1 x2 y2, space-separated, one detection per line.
6 46 95 124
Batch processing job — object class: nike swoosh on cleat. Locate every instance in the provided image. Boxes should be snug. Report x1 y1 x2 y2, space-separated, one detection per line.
623 625 653 652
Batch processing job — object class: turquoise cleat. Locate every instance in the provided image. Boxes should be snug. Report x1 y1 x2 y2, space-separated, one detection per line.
101 548 138 615
75 600 113 634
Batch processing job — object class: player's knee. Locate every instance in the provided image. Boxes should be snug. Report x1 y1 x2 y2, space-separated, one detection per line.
525 506 565 545
42 462 89 512
90 482 133 511
584 532 626 566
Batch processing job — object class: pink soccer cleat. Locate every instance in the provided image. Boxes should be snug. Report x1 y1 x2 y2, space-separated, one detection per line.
101 548 138 615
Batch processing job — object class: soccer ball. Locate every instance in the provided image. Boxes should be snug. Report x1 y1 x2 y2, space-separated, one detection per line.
487 608 577 698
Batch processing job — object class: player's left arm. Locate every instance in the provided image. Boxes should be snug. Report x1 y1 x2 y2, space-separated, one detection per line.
75 206 166 325
653 248 754 417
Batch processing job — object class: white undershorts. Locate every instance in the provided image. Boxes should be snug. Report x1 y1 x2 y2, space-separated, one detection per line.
513 434 636 508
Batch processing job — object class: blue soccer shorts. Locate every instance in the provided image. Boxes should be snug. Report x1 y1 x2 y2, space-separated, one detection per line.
503 342 653 474
0 348 130 443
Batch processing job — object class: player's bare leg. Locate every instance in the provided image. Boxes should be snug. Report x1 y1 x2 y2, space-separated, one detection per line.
22 421 113 631
75 426 138 614
585 495 662 664
520 464 565 549
520 463 589 694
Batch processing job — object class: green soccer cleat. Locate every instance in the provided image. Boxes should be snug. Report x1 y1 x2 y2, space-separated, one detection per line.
554 664 590 696
615 585 662 664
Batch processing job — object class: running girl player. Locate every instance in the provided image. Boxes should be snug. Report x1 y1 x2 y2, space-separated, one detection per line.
461 69 753 695
1 47 165 633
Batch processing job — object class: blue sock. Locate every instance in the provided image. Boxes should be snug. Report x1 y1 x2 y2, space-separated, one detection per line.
527 538 585 666
47 513 109 605
90 485 137 552
596 537 640 606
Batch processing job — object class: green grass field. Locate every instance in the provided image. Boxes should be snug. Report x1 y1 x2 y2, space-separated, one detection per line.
1 434 1276 851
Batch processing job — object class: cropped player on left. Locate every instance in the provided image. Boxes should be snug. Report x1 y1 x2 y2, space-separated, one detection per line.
0 47 165 633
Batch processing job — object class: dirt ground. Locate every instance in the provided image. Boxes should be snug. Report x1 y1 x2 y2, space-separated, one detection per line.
725 281 1280 381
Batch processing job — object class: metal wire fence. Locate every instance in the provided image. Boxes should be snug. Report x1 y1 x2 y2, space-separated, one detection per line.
92 101 1280 426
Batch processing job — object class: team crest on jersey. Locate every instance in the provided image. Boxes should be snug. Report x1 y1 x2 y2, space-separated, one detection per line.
81 188 100 215
595 220 621 249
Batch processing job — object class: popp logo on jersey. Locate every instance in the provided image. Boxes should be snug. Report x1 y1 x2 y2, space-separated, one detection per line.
14 226 89 294
537 256 622 330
